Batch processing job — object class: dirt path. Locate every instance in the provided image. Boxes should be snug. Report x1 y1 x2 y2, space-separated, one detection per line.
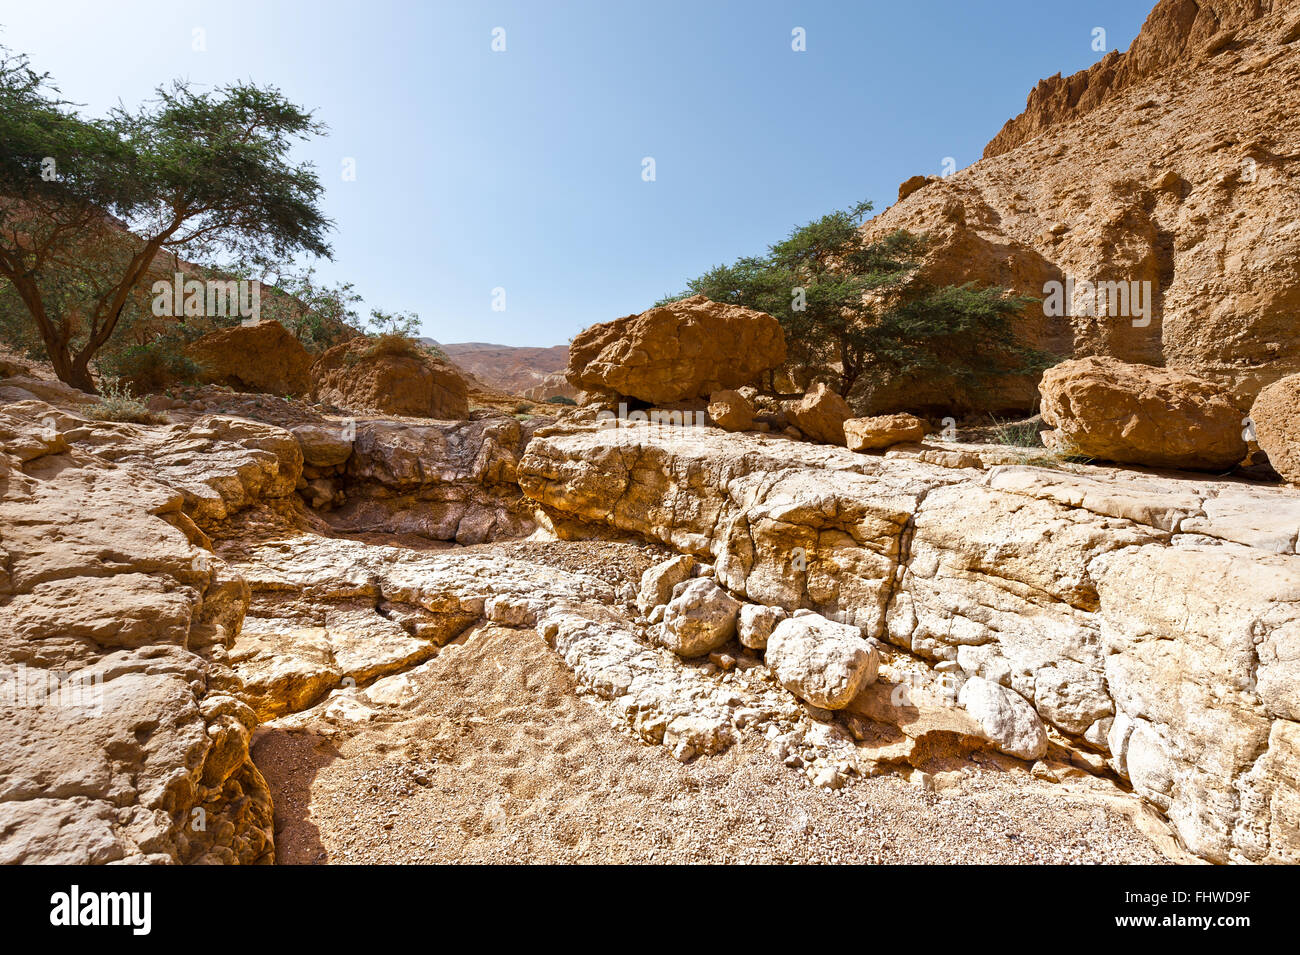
254 622 1178 865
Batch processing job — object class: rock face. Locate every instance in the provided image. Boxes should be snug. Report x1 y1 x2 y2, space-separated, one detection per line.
707 390 755 432
844 414 929 451
765 614 880 710
785 383 852 446
565 295 786 404
1252 373 1300 484
313 337 470 419
0 399 306 863
519 420 1300 863
660 578 741 657
186 321 315 397
860 1 1300 410
1039 357 1247 470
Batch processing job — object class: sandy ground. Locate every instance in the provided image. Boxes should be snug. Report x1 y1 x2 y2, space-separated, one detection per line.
253 620 1180 865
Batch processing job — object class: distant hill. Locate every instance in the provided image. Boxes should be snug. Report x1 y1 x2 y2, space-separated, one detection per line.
426 340 575 400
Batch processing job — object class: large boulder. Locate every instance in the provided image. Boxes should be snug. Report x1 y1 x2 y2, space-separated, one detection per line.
844 413 929 451
660 578 740 657
1252 374 1300 485
566 295 786 404
958 677 1048 761
1039 357 1247 470
186 320 315 397
313 336 470 419
785 383 852 446
765 613 879 710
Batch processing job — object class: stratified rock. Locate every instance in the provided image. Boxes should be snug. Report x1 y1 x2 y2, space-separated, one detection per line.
785 383 852 446
1039 356 1247 470
1252 373 1300 485
313 336 470 419
186 320 315 397
738 603 787 650
765 613 879 710
707 389 755 432
660 578 741 657
518 421 1300 862
844 413 930 451
637 555 696 614
958 677 1048 761
565 294 786 404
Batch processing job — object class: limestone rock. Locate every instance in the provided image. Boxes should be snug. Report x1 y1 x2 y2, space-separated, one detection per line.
844 413 929 451
1252 373 1300 484
707 390 755 432
785 383 852 446
958 677 1048 761
737 603 787 650
1039 357 1247 470
565 294 786 404
765 613 879 710
637 555 696 614
313 337 470 419
660 578 741 657
186 321 314 397
290 423 354 468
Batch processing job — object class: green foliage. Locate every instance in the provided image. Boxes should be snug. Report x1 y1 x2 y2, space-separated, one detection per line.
363 308 420 338
662 200 1052 408
0 45 333 391
545 395 577 405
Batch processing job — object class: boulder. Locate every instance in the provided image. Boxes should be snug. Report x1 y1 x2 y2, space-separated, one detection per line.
566 294 786 403
1039 357 1247 470
737 603 786 650
290 423 354 468
958 677 1048 761
186 320 315 397
637 555 696 615
1252 374 1300 484
313 336 470 419
844 413 930 451
707 389 754 432
765 613 879 710
660 578 741 657
785 383 852 446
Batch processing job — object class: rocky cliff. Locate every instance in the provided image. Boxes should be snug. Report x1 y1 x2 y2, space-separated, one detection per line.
863 0 1300 412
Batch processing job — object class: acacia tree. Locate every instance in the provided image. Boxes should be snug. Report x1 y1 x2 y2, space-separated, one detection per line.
0 48 332 392
663 199 1047 404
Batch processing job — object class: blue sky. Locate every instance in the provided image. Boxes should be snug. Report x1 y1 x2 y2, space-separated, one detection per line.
1 1 1149 346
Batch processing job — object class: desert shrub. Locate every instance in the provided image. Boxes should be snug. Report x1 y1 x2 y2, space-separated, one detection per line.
545 395 577 405
85 378 165 424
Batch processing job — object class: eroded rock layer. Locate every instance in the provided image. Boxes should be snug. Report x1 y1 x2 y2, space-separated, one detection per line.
518 421 1300 863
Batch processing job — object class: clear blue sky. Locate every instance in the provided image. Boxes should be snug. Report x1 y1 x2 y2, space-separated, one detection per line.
2 1 1149 346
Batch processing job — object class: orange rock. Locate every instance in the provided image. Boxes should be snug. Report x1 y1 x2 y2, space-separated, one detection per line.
312 336 469 419
186 320 315 397
785 383 852 446
566 295 785 403
1039 356 1247 470
1251 373 1300 485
